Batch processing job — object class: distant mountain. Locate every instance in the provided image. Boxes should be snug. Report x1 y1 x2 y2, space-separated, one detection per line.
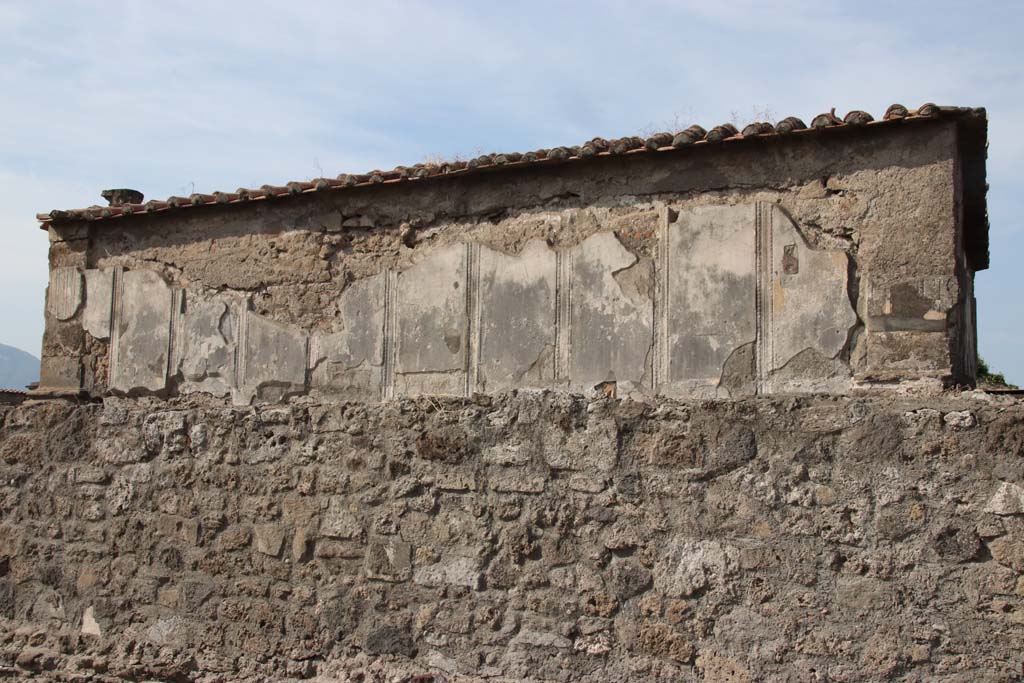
0 344 40 390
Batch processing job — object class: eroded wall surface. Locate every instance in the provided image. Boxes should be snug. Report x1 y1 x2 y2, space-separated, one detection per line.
39 122 974 405
1 392 1022 681
45 202 857 404
39 122 974 401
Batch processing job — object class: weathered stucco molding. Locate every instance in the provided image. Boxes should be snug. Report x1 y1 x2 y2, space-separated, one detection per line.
52 202 860 404
36 117 985 399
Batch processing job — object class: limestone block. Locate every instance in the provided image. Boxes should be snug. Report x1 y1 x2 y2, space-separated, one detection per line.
109 270 174 393
395 244 468 396
213 525 251 552
436 471 475 492
476 240 556 392
510 630 573 649
289 528 312 562
365 539 412 582
558 418 619 472
310 272 386 399
574 632 612 655
320 499 363 540
413 556 483 590
984 482 1024 516
82 269 114 339
177 293 240 397
989 534 1024 572
569 232 653 391
238 309 308 404
834 575 894 610
763 204 857 392
653 539 739 598
47 266 83 320
490 471 546 494
943 410 977 429
482 442 530 466
80 606 102 637
253 524 285 557
664 204 756 397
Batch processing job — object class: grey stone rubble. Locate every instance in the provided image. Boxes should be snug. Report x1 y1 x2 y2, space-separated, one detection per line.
0 391 1022 681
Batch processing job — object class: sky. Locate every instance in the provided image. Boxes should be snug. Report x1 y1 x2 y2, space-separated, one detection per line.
1 0 1021 384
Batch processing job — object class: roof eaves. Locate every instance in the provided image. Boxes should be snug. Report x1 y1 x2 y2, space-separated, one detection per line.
37 104 986 228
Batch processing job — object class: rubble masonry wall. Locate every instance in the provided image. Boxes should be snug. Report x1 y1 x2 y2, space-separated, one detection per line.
0 391 1022 681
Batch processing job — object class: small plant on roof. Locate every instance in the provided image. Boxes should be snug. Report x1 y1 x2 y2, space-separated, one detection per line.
977 355 1017 389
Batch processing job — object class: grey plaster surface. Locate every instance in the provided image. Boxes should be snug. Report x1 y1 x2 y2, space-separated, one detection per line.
239 309 308 403
54 122 974 397
109 270 173 394
665 204 757 398
93 205 886 403
569 232 654 392
394 244 468 397
763 204 858 392
177 293 238 397
310 272 386 400
82 268 113 339
47 266 82 321
56 121 976 401
476 240 556 392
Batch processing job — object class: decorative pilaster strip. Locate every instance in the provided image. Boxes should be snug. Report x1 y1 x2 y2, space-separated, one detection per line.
306 332 320 387
755 202 774 394
654 203 672 392
300 332 311 394
555 247 573 383
465 243 482 397
166 288 185 382
47 267 83 320
381 268 398 400
234 299 250 393
107 266 125 387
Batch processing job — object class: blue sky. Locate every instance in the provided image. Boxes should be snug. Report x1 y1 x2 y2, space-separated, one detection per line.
1 0 1021 384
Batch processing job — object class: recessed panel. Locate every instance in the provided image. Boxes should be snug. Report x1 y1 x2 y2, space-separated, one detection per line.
666 204 756 397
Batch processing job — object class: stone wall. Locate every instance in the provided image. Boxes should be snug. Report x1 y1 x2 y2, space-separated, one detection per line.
1 390 1022 681
40 121 977 400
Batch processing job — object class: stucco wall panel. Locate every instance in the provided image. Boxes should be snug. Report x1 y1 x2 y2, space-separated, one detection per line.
476 240 557 393
569 232 654 392
762 204 858 393
238 309 308 403
664 204 756 398
310 272 386 400
177 293 240 398
39 122 974 397
394 244 469 397
109 269 174 394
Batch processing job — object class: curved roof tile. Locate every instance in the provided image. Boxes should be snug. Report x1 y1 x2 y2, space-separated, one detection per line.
38 104 985 229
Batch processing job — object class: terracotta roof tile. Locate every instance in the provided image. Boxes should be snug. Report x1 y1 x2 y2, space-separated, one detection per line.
37 104 986 229
884 104 909 119
810 109 843 128
775 117 806 134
